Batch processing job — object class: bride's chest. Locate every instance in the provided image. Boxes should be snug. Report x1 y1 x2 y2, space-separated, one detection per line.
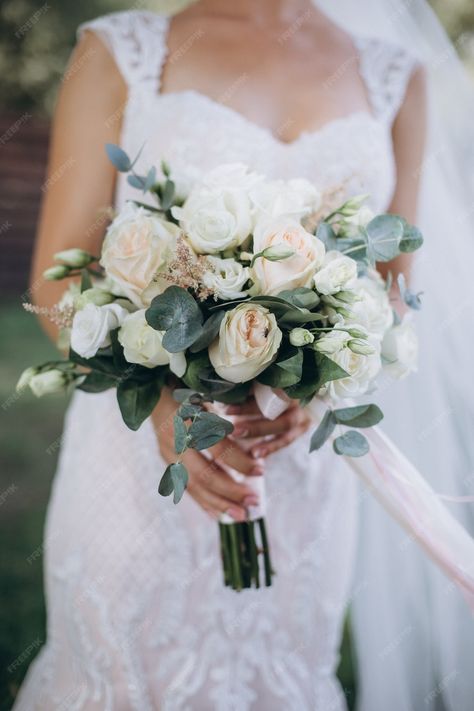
118 91 396 211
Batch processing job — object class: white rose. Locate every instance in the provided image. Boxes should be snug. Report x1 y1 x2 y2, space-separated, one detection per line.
70 302 128 359
315 326 381 399
202 256 249 301
29 369 69 397
250 177 322 223
314 251 358 295
172 181 253 254
250 218 325 296
348 271 393 339
118 310 186 376
382 315 418 379
209 303 282 383
100 202 180 307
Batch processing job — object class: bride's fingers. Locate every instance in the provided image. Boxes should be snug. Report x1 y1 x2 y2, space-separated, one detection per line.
187 484 247 522
185 450 256 507
225 398 261 416
234 408 307 439
209 437 264 476
251 423 311 458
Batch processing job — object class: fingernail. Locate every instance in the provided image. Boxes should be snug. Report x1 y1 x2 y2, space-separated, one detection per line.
252 448 267 458
243 495 259 507
251 464 265 476
233 426 249 437
226 506 245 522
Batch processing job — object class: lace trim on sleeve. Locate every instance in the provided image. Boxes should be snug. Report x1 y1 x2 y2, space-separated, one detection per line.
355 37 418 126
77 11 170 94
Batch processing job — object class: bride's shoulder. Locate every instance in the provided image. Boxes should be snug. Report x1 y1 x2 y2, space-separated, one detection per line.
354 34 420 72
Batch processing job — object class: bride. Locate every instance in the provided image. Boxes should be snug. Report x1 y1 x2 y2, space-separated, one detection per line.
14 1 474 709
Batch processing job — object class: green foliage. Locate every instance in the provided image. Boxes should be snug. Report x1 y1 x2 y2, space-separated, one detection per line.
145 286 203 352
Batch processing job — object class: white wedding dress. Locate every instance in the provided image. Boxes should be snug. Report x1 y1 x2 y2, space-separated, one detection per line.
14 11 418 711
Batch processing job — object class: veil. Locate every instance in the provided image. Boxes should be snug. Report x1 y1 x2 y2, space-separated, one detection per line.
314 1 474 710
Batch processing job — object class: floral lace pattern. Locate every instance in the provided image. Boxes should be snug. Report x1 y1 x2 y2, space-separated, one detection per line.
14 10 416 711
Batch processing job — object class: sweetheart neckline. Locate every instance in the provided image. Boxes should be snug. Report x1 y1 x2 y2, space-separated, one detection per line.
151 89 384 148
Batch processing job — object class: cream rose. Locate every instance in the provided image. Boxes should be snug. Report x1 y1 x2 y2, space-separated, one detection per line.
118 310 186 376
100 202 180 307
314 251 358 296
250 177 322 224
70 302 128 359
250 218 325 296
209 303 282 383
382 315 418 379
202 256 250 301
172 186 253 254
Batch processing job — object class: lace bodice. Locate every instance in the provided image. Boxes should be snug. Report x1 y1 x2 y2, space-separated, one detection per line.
77 10 416 214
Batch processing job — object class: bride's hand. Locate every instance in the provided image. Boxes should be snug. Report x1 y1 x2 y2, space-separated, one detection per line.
226 398 312 458
152 387 264 521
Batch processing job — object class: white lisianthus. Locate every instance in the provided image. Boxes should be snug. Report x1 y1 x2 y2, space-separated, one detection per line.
250 218 325 296
348 271 393 340
289 328 314 347
54 248 93 268
171 167 254 254
382 315 418 379
43 265 70 280
313 251 358 296
250 177 322 223
315 326 381 399
209 303 282 383
202 256 249 301
100 202 180 307
118 310 186 376
29 369 69 397
70 302 128 359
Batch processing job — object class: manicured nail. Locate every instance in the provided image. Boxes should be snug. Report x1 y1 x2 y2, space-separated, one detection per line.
226 506 245 522
251 464 265 476
252 448 267 458
233 426 249 437
243 495 260 507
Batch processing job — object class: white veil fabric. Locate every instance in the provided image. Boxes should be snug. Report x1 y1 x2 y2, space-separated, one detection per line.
314 1 474 710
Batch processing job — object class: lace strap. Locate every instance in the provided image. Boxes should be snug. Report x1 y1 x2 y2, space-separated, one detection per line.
355 37 418 125
77 11 169 93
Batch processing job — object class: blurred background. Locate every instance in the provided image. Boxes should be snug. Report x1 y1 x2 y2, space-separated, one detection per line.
1 1 473 709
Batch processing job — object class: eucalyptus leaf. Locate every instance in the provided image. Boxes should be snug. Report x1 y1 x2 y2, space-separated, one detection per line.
333 430 369 457
174 415 189 454
171 462 189 504
173 388 202 403
116 377 162 430
127 174 145 190
144 166 157 192
190 310 225 353
188 412 233 450
397 273 423 310
316 222 338 251
145 286 203 352
400 223 424 253
332 403 383 428
158 464 174 497
105 143 132 172
277 287 320 310
160 179 175 211
366 214 404 262
309 409 336 452
177 402 203 419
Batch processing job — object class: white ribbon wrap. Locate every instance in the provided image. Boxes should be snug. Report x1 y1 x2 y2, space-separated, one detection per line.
253 383 474 611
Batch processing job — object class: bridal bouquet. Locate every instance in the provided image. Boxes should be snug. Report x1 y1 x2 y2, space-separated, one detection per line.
19 145 423 591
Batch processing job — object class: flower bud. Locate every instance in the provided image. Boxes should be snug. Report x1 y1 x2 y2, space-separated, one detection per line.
43 265 71 281
339 194 370 216
348 339 376 355
261 244 296 261
346 326 369 339
313 329 350 355
29 369 68 397
75 288 114 310
289 328 314 347
54 248 94 268
16 366 39 392
334 290 360 304
335 307 354 319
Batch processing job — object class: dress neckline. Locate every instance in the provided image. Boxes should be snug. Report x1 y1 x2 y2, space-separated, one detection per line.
156 16 376 147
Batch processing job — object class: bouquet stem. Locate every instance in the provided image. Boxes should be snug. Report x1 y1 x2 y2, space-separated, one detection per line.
218 518 274 591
